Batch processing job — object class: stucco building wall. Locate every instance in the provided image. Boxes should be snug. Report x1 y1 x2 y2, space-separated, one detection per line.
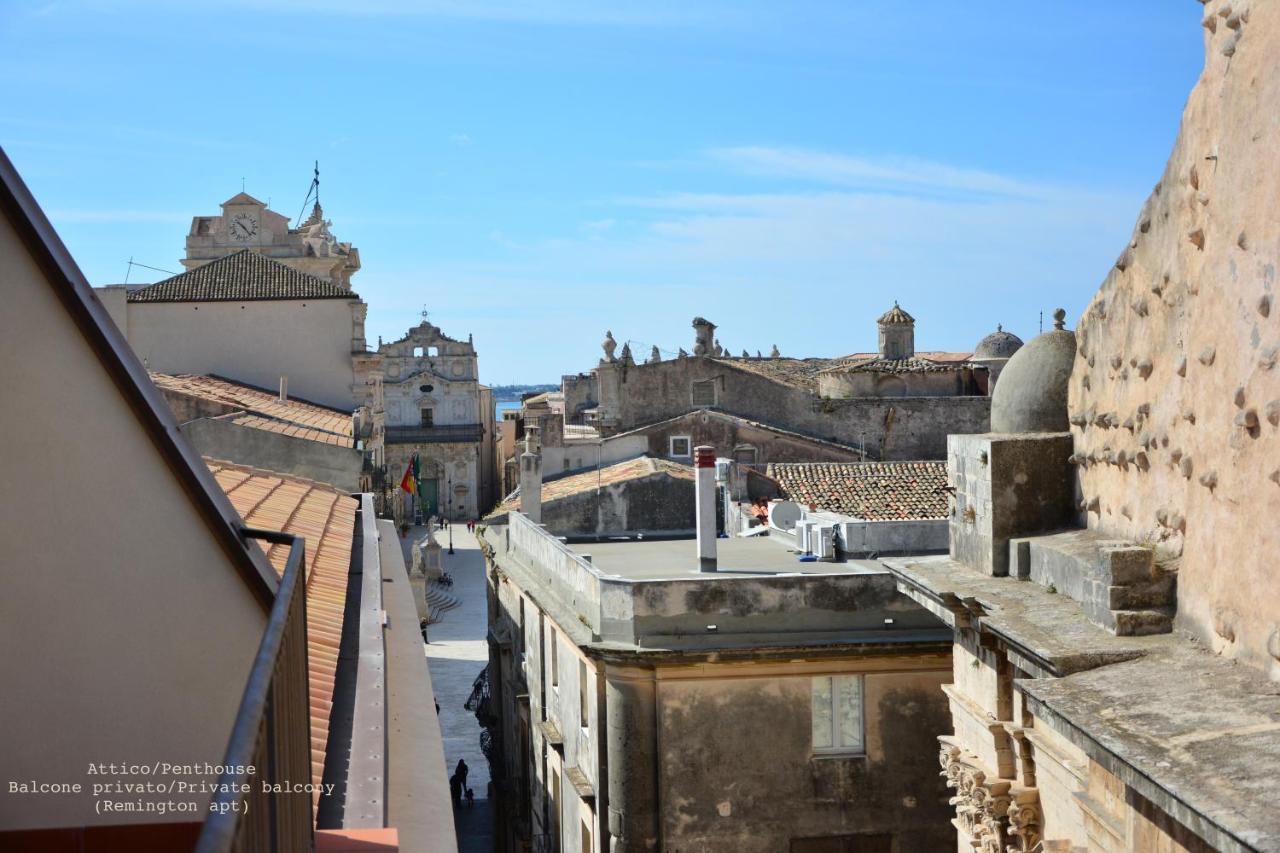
0 211 265 830
656 667 953 853
114 298 362 410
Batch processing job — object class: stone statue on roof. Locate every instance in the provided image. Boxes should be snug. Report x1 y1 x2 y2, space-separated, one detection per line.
602 330 617 362
770 344 781 358
714 339 724 357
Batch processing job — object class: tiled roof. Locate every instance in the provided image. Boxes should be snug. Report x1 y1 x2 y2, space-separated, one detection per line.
766 461 949 520
494 456 693 514
877 302 915 325
205 459 357 813
715 356 854 390
152 372 353 446
827 356 973 374
127 249 357 302
839 350 973 363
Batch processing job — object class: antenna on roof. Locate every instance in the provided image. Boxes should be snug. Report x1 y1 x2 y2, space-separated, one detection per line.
124 258 179 284
295 160 320 226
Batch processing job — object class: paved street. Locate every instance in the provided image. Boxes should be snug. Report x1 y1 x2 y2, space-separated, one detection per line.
402 525 495 852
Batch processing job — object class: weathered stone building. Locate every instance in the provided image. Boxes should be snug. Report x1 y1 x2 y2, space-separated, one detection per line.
379 318 497 520
481 513 956 853
544 307 1001 465
183 190 361 288
485 456 696 537
873 8 1280 842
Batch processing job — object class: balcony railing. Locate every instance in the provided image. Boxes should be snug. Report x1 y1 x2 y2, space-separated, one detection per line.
196 528 312 853
386 423 484 444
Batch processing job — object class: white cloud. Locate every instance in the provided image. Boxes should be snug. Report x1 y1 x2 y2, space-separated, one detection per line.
707 145 1071 202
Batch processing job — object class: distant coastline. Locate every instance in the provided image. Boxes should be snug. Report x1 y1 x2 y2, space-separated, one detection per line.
490 383 557 403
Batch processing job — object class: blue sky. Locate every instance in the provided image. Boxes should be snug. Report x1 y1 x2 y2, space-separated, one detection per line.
3 2 1203 383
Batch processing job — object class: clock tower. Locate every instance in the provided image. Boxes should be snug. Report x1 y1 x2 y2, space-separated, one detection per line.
181 188 361 290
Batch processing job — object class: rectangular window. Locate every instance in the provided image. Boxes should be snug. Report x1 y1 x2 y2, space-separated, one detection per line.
811 675 864 754
420 408 434 426
668 436 692 458
578 660 589 728
691 379 716 407
550 629 559 687
550 767 562 852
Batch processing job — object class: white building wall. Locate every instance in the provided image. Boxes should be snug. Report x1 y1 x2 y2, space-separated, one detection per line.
118 298 360 410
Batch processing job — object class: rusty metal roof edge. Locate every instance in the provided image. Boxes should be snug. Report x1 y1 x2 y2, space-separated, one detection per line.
0 146 279 609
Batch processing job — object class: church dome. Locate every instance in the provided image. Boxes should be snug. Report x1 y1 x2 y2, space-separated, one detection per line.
877 302 915 325
974 325 1024 359
990 310 1075 433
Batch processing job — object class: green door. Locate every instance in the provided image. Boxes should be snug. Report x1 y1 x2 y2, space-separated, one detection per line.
420 478 439 519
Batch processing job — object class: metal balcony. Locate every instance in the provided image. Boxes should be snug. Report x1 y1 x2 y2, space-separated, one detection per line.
196 529 312 853
386 423 484 444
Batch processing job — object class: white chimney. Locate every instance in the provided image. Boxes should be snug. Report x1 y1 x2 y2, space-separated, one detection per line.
519 436 543 523
278 375 288 402
695 445 717 572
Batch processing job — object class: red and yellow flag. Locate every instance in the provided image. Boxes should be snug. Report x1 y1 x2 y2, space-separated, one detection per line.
399 457 416 495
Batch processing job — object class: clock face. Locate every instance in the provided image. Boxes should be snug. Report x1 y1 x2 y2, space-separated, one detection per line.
229 213 258 241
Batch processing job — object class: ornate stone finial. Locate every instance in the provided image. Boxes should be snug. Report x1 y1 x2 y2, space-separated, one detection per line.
678 347 689 358
620 342 635 365
602 330 618 362
770 344 781 358
648 345 661 364
1053 308 1066 330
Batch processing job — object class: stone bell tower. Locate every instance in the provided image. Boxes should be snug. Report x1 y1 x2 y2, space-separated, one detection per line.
877 302 915 360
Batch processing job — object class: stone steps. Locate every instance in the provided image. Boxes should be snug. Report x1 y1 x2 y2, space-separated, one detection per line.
424 583 461 624
1012 530 1177 637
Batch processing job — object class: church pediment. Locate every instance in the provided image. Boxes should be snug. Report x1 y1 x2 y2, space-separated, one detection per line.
220 191 267 208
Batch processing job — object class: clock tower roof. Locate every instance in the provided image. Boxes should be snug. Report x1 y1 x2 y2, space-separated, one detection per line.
220 191 267 208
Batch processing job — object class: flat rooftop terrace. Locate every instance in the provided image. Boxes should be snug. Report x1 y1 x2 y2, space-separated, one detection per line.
568 535 885 582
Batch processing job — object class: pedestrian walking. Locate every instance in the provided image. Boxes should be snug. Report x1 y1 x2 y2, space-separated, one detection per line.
449 772 461 806
455 758 469 794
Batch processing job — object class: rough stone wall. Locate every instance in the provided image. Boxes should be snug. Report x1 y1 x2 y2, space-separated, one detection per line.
604 357 989 460
657 669 953 853
1070 2 1280 671
817 365 983 399
537 472 696 537
628 412 865 464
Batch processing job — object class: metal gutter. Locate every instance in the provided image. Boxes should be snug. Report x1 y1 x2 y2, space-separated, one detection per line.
345 494 389 828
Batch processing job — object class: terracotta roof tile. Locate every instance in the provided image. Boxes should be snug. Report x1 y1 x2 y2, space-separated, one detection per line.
205 458 357 816
152 372 353 446
766 461 949 521
127 249 357 303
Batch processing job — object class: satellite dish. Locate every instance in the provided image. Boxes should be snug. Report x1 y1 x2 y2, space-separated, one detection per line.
768 500 802 531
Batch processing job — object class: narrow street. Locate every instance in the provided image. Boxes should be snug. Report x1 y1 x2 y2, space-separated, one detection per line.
403 524 495 853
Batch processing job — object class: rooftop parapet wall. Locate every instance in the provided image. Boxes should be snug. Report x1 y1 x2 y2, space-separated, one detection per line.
1069 1 1280 672
502 513 945 649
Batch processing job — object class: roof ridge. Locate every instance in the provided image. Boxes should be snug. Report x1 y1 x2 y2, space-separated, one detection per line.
127 249 358 303
203 456 339 494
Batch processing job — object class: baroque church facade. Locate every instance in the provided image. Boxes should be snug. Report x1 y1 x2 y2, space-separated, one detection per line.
97 185 498 518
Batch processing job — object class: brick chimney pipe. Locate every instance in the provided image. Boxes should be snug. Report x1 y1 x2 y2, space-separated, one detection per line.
694 445 717 572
